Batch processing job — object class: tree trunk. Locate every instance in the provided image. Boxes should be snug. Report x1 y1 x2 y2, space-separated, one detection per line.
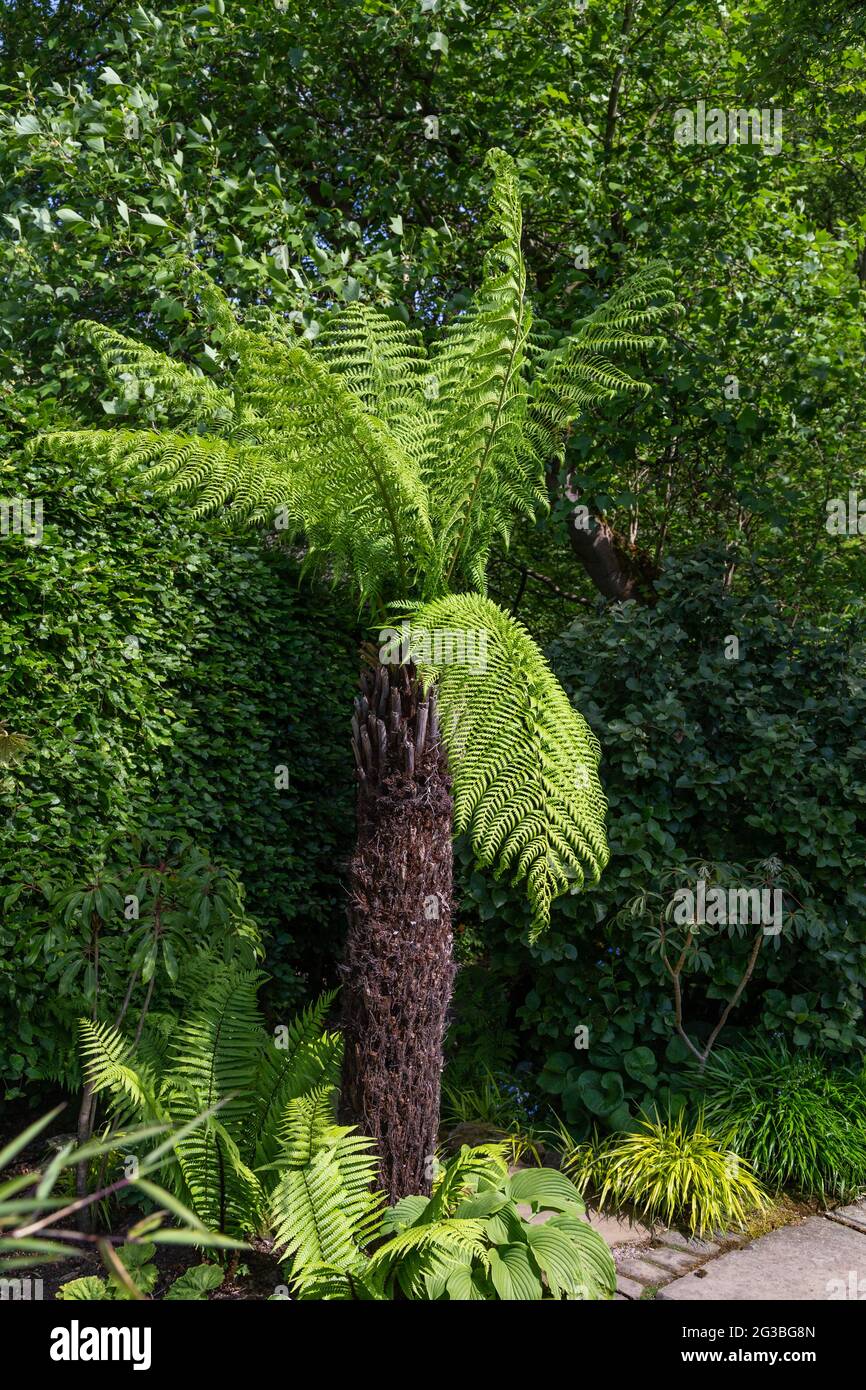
339 656 455 1203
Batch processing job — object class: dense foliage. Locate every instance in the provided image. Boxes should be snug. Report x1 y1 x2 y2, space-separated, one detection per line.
2 0 866 1302
455 551 866 1131
0 450 357 1093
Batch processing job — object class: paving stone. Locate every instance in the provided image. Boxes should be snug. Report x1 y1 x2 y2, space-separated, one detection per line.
585 1210 654 1246
654 1231 719 1257
616 1275 649 1300
639 1244 705 1275
615 1254 671 1287
657 1216 866 1301
827 1200 866 1234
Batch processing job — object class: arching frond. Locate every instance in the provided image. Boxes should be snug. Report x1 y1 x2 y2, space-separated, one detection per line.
400 593 609 934
532 261 675 458
73 319 233 422
78 1018 161 1122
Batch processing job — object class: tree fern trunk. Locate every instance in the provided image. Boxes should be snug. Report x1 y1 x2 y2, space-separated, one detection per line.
339 658 455 1203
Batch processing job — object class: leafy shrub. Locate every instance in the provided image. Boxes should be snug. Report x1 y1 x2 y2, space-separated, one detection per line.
695 1039 866 1199
289 1146 616 1301
0 451 357 1092
565 1112 769 1236
456 551 866 1132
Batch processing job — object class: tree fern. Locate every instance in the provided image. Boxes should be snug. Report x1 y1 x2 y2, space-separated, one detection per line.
37 148 673 930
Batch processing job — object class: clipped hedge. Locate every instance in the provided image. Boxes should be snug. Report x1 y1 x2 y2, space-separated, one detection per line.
453 551 866 1134
0 452 357 1092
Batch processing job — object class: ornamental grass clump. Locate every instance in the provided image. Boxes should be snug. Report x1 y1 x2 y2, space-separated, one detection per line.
696 1040 866 1200
566 1112 768 1236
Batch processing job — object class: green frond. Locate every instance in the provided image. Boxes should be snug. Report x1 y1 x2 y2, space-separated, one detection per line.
532 261 675 458
290 1264 386 1300
252 992 342 1168
366 1217 489 1283
73 319 233 421
317 303 428 427
403 593 609 935
270 1095 385 1274
227 327 434 593
77 1018 160 1122
272 1086 339 1165
167 966 266 1133
421 149 543 593
173 1113 266 1237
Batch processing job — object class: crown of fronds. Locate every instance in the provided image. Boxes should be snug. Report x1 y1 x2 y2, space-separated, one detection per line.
40 150 673 930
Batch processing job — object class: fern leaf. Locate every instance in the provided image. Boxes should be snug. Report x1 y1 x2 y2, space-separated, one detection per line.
403 594 609 934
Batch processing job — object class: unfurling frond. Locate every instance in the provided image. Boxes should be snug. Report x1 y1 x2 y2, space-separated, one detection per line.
402 593 609 935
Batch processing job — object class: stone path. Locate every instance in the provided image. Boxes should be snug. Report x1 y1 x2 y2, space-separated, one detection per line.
600 1199 866 1301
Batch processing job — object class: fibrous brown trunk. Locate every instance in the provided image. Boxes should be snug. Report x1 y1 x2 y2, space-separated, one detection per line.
339 656 455 1203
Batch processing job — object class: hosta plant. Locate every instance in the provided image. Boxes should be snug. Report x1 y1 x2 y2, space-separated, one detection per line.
283 1144 616 1301
565 1112 769 1236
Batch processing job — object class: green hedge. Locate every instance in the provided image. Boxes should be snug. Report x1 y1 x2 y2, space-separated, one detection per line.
0 453 357 1093
453 551 866 1134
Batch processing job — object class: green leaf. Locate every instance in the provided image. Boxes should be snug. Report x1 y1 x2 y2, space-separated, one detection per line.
164 1263 223 1300
487 1244 543 1299
57 1276 111 1300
